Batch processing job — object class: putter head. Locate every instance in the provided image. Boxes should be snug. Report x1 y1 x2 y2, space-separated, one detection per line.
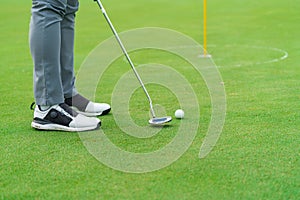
149 116 172 125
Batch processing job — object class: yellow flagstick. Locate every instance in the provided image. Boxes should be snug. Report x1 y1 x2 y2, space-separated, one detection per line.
201 0 211 58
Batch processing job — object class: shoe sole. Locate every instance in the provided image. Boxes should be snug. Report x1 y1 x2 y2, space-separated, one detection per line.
31 121 101 132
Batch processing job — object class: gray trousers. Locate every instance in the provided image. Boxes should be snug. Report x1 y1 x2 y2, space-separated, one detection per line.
29 0 79 106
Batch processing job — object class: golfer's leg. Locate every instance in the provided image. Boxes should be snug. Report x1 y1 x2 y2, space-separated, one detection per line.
61 0 79 99
29 0 66 106
60 0 111 116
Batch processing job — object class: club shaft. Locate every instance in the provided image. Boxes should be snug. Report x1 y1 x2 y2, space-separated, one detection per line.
94 0 156 118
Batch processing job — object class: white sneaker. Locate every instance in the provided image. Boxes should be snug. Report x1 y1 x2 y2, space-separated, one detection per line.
65 94 111 117
31 103 101 132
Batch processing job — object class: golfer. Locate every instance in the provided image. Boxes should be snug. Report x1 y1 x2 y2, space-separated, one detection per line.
29 0 111 131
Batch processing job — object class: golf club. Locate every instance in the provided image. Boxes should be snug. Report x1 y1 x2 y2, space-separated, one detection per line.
93 0 172 125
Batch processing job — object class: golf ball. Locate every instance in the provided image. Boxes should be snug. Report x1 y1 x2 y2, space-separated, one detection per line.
175 109 184 119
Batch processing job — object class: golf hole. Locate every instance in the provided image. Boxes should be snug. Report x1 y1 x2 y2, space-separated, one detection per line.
208 44 288 68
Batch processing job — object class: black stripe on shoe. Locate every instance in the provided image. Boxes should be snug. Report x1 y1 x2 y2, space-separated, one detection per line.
65 94 89 112
59 103 79 117
33 103 77 127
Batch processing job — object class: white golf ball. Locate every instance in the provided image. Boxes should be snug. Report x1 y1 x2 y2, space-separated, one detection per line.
175 109 184 119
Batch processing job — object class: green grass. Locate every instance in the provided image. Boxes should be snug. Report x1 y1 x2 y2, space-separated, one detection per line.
1 0 299 199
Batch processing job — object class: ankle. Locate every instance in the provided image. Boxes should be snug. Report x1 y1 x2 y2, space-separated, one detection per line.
38 105 52 111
